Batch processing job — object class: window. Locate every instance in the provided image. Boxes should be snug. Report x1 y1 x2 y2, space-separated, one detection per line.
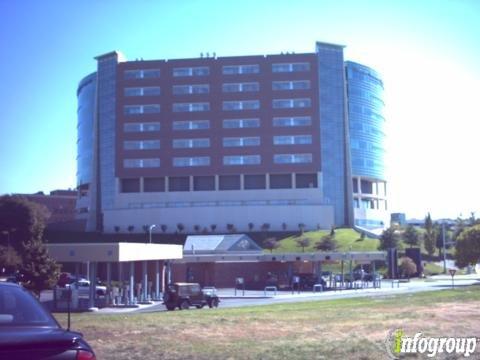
223 155 261 165
270 174 292 189
223 100 260 111
121 178 140 193
219 175 240 190
124 69 161 79
273 153 312 164
272 80 310 91
296 173 318 188
124 104 160 115
173 102 210 112
223 118 260 129
173 66 209 77
172 138 210 148
273 116 311 127
223 137 260 147
124 87 161 97
144 177 165 192
124 140 160 150
272 98 311 109
123 158 160 168
173 84 209 95
273 135 312 145
244 174 266 189
222 64 259 75
222 82 259 93
172 120 210 130
272 62 310 72
173 157 210 167
124 122 160 132
193 176 215 191
169 177 189 191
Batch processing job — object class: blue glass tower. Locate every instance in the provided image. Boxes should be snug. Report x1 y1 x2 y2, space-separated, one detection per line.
346 61 387 228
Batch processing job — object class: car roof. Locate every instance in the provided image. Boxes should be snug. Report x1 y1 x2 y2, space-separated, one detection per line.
174 282 200 286
0 281 21 288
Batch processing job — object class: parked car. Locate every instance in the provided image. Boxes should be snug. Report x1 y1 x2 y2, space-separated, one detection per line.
0 282 96 359
163 283 220 311
58 273 106 296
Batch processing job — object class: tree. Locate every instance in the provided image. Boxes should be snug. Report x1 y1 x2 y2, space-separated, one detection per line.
282 222 287 231
210 224 217 233
378 227 399 251
315 235 338 252
160 224 168 233
114 226 120 233
423 213 436 256
435 223 448 257
261 223 270 232
0 196 59 294
127 225 135 233
194 225 201 233
403 224 420 248
226 224 236 233
264 237 279 253
0 245 21 274
176 223 185 233
248 223 254 232
142 224 149 234
455 224 480 268
330 226 336 237
399 256 417 279
296 237 311 252
21 240 60 296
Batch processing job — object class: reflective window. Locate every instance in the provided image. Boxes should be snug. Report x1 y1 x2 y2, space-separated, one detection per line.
172 120 210 130
124 104 160 115
173 157 210 167
223 100 260 111
123 158 160 168
222 64 259 75
223 155 261 165
124 69 161 79
173 102 210 112
124 140 160 150
273 153 312 164
223 137 260 147
273 135 312 145
124 87 161 97
223 118 260 128
222 82 259 93
124 122 161 132
172 138 210 148
173 67 209 77
272 80 310 90
173 84 210 95
272 62 310 72
272 98 311 109
273 116 311 127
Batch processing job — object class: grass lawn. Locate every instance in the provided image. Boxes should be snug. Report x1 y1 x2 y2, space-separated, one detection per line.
55 286 480 360
274 228 380 253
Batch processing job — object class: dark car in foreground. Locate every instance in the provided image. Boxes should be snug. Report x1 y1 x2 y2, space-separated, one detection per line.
163 282 220 311
0 282 95 360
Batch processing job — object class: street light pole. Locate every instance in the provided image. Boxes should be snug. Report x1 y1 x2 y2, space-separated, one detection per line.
149 224 157 243
442 222 447 274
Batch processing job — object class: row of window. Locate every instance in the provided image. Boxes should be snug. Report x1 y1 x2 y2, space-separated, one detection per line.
121 173 318 193
123 80 311 97
123 153 313 168
123 116 312 132
123 98 311 115
123 135 312 150
123 62 310 80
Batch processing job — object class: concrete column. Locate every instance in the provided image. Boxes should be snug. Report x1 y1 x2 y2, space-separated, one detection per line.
165 177 170 192
155 260 160 300
189 176 194 191
129 262 135 304
240 174 244 190
291 173 296 189
266 173 270 189
140 177 144 192
106 262 111 305
86 261 90 280
357 177 361 195
315 261 322 283
161 262 167 293
214 175 219 191
142 261 148 302
88 262 96 309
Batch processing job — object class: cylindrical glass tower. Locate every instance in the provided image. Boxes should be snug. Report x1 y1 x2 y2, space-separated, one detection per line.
346 61 387 228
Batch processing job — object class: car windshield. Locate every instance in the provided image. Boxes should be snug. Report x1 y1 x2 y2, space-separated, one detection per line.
0 285 58 327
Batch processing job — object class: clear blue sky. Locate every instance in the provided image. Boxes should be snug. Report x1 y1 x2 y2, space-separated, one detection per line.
1 0 479 220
